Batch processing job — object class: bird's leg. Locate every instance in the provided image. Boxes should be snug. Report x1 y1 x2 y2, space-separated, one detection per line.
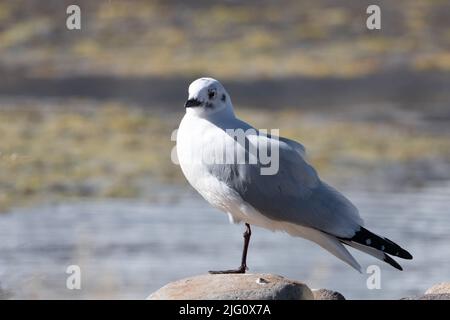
239 223 252 271
209 223 252 274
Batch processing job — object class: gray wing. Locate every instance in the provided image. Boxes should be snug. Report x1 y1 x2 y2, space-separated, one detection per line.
207 132 363 238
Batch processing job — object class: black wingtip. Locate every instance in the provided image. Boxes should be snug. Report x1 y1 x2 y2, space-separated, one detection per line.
402 250 413 260
384 254 403 271
347 227 413 260
382 236 413 260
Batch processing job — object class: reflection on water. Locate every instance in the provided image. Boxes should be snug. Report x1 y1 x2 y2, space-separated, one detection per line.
1 182 450 299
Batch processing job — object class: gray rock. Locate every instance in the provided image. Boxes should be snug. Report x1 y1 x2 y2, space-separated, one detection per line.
312 288 345 300
148 273 314 300
402 294 450 300
402 282 450 300
420 294 450 300
425 282 450 295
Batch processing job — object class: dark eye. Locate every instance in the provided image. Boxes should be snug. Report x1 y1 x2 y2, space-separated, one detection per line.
208 89 216 99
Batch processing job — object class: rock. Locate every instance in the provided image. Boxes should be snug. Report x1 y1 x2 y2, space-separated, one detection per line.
425 282 450 295
401 282 450 300
402 294 450 300
312 288 345 300
419 294 450 300
148 273 314 300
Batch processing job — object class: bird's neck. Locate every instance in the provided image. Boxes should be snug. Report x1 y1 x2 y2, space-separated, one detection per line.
203 104 236 122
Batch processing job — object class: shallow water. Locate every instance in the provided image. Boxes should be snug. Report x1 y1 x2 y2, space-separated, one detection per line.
1 182 450 299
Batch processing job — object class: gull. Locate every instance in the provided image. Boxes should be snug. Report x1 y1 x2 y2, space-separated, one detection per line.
177 77 412 273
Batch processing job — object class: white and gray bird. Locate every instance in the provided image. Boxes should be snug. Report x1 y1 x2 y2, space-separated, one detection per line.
177 77 412 273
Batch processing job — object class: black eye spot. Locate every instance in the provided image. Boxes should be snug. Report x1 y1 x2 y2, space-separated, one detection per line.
221 94 226 102
208 89 216 100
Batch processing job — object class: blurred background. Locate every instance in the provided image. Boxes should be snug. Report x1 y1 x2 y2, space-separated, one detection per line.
0 0 449 299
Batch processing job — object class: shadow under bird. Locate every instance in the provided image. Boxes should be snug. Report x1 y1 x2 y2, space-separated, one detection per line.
177 77 413 273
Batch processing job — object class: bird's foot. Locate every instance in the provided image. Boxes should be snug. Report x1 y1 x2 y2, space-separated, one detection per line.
208 265 247 274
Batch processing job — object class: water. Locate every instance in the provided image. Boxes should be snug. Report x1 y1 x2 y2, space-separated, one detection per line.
1 182 450 299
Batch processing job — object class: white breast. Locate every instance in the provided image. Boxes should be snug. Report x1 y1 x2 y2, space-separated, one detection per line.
177 114 237 213
176 114 284 229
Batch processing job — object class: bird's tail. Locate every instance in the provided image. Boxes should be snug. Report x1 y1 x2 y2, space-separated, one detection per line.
313 232 363 273
338 227 413 271
282 223 362 272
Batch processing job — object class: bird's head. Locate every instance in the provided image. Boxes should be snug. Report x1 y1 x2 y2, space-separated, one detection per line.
184 77 234 117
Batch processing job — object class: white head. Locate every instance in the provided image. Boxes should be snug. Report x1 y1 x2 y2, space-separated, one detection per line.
184 77 234 118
